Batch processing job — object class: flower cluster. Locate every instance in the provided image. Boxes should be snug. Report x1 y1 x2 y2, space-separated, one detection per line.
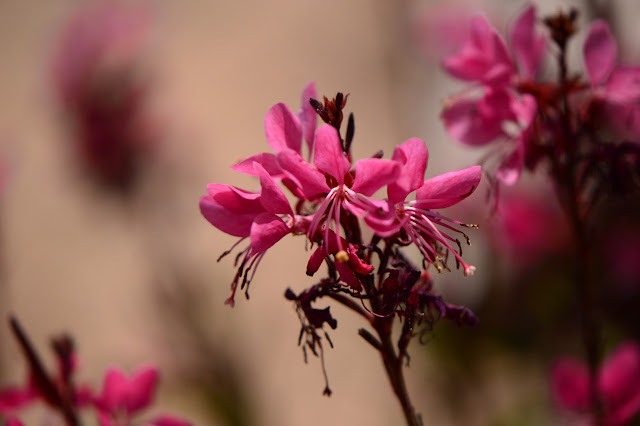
0 317 190 426
199 82 481 396
550 341 640 425
440 5 640 202
200 82 480 305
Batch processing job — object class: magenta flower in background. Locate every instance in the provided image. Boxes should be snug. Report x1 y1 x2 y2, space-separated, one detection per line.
94 365 191 426
583 20 640 140
439 5 543 185
487 188 569 267
365 138 481 276
50 0 158 190
550 341 640 425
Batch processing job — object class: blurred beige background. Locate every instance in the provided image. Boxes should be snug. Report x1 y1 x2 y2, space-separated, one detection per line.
1 1 639 425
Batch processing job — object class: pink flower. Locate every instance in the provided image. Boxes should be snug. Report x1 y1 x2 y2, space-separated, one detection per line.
550 341 640 425
440 6 543 185
278 124 400 253
488 188 569 266
94 365 190 426
584 20 640 139
365 138 481 276
199 162 296 305
50 1 158 190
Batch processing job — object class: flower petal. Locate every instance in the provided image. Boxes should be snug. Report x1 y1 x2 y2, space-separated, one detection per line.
254 162 293 216
598 341 640 424
549 358 590 411
298 81 318 156
351 158 400 197
442 91 509 145
584 20 618 86
387 138 429 203
496 142 524 186
313 125 351 184
264 103 303 154
277 149 330 199
415 165 482 209
510 5 546 79
200 184 263 237
124 366 158 414
231 152 282 177
250 213 289 253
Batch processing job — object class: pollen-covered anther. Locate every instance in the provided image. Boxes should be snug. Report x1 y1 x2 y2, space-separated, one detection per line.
464 265 476 277
335 250 350 264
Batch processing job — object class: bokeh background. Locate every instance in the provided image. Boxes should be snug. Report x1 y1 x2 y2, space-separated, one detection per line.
1 0 639 425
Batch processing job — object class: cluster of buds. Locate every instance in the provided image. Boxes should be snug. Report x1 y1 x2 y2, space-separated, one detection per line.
0 317 190 426
440 5 640 209
199 82 480 394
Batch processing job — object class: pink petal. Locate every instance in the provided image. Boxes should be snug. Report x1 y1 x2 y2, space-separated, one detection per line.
496 142 524 186
277 149 330 199
351 158 400 197
364 201 408 238
387 138 429 204
415 165 482 209
442 91 509 146
97 368 130 413
306 245 325 276
510 5 546 79
264 103 303 154
254 162 293 216
313 125 351 184
604 67 640 103
249 213 289 253
125 366 158 414
200 184 264 238
599 341 640 424
145 416 193 426
549 358 591 411
231 153 282 177
443 14 513 84
0 386 37 412
298 81 318 155
6 418 25 426
335 260 362 291
584 20 618 86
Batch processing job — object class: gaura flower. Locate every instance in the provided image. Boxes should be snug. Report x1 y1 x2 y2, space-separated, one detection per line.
278 124 400 254
550 341 640 425
94 365 191 426
440 6 542 185
199 162 297 306
365 138 481 276
584 20 640 139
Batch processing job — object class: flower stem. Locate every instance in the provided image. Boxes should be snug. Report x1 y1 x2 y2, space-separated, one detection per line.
373 317 421 426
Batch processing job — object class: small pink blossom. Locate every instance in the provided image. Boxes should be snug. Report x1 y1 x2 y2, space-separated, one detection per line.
550 341 640 425
94 365 190 426
440 5 542 185
199 162 296 305
365 138 481 275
